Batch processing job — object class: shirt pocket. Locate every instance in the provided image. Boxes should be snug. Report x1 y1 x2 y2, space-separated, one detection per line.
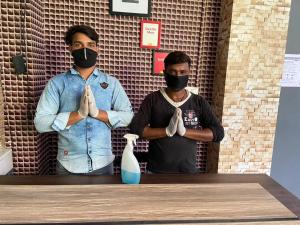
91 85 113 111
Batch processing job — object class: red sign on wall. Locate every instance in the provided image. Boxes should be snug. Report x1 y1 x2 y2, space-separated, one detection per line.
152 50 169 75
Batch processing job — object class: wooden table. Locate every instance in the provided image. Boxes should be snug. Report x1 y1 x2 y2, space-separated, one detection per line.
0 174 299 224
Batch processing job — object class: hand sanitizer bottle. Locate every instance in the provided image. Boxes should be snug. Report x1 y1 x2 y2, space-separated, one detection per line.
121 134 140 184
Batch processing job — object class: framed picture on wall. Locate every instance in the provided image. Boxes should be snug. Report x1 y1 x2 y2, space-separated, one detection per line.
140 20 161 49
152 50 169 75
109 0 151 17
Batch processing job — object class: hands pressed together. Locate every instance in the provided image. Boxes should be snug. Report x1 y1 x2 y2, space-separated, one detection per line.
77 85 99 119
78 87 185 135
165 108 186 137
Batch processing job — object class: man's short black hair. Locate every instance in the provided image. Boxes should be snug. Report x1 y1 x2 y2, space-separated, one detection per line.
65 25 99 45
164 51 192 69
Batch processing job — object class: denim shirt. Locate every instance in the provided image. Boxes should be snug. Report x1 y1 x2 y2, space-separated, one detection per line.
34 68 133 173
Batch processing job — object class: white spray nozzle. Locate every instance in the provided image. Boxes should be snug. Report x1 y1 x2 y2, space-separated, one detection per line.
123 133 139 145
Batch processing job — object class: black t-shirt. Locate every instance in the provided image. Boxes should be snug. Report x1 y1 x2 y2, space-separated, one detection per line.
130 89 224 173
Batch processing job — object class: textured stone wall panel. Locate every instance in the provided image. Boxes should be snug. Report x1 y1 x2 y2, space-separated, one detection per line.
216 0 291 174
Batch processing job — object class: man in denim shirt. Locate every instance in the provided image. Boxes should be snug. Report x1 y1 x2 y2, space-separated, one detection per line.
34 25 133 175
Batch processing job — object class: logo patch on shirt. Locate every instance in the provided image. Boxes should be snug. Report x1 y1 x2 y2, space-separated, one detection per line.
183 110 198 127
100 82 109 89
64 150 68 156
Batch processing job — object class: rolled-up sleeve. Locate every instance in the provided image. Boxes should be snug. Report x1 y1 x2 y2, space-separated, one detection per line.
34 80 70 133
106 79 133 128
129 95 152 137
200 97 224 142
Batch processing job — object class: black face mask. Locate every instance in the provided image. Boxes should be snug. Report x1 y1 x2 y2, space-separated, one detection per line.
164 72 189 91
72 48 98 68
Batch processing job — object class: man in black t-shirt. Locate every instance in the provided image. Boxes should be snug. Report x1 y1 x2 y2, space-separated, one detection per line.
130 51 224 173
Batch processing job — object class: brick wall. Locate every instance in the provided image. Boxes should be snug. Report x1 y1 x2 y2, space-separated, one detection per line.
214 0 291 173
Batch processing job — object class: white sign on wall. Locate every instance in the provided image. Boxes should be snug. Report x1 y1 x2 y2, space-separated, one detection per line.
280 54 300 87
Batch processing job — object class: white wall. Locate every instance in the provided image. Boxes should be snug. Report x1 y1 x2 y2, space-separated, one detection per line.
271 0 300 198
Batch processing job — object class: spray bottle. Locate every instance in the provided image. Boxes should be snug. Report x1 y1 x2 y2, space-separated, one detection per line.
121 133 140 184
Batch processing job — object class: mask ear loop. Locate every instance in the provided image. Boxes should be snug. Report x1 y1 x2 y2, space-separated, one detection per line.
84 48 87 60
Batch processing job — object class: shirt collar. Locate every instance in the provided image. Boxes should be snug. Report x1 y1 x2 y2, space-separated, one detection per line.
69 67 102 77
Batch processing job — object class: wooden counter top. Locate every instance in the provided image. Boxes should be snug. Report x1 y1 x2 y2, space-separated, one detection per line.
0 174 299 224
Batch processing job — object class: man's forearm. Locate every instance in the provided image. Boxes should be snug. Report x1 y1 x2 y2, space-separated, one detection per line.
94 110 109 123
67 110 109 127
142 125 214 142
67 112 84 126
183 128 214 142
142 126 168 140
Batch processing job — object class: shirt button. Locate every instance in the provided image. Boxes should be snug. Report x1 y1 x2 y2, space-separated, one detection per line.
89 151 92 154
88 138 91 141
